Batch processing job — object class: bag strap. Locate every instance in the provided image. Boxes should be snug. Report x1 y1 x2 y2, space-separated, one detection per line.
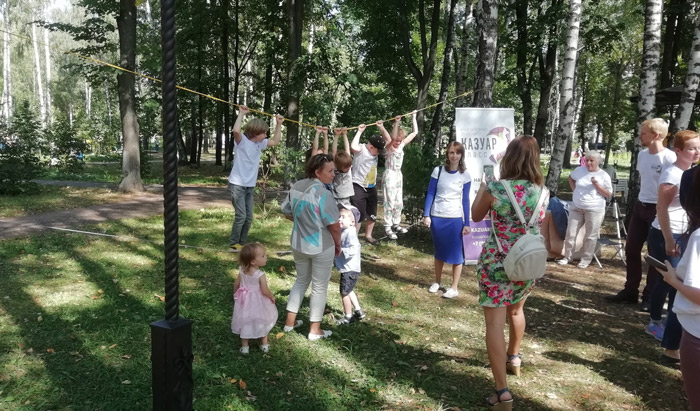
429 166 443 212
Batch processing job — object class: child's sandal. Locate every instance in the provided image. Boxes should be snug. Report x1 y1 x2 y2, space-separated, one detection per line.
485 387 513 411
506 353 522 377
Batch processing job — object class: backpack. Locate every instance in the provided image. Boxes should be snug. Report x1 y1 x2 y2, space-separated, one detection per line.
490 181 549 282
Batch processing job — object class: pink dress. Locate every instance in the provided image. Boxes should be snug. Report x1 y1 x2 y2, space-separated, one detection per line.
231 269 278 339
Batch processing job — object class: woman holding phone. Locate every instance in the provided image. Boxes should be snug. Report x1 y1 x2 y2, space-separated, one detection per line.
657 167 700 410
556 151 612 269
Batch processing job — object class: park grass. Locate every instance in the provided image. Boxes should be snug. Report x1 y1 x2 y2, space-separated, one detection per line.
0 185 127 218
0 206 688 410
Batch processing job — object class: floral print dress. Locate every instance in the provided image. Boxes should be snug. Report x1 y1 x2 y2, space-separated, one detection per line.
477 180 549 307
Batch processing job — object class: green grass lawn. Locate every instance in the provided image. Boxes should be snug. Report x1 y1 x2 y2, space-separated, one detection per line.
0 206 687 410
0 185 128 218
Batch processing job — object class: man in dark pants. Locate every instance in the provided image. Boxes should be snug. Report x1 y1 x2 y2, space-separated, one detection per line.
606 119 676 309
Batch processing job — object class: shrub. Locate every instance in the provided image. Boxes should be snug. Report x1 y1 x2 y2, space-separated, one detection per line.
0 101 44 195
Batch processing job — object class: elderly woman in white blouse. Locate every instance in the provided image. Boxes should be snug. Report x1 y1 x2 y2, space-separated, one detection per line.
557 151 612 269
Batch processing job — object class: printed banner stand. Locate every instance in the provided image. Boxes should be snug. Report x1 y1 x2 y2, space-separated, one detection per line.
454 107 516 264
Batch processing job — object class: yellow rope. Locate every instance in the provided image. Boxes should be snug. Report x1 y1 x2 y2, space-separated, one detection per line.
0 27 473 131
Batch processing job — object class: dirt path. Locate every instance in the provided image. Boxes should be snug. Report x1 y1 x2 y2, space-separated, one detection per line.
0 182 235 240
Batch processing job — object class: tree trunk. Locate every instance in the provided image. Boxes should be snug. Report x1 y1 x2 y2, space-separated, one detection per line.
286 0 304 151
472 0 499 108
189 103 197 164
218 0 229 166
671 11 700 133
659 0 686 91
430 0 458 153
43 8 52 125
450 1 475 141
1 1 12 120
228 0 241 163
515 0 533 135
545 0 582 192
627 0 663 211
31 20 45 127
534 0 561 148
117 0 144 193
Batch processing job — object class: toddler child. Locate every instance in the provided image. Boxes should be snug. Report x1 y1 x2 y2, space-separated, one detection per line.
377 111 418 239
332 127 354 206
335 206 366 325
231 242 279 354
228 106 284 251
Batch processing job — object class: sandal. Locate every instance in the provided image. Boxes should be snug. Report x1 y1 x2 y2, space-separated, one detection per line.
485 387 513 411
364 237 378 245
506 353 522 376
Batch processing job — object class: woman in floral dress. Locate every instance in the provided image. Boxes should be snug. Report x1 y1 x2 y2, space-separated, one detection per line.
471 135 549 410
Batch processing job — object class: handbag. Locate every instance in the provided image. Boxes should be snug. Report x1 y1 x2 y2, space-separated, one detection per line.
490 181 549 282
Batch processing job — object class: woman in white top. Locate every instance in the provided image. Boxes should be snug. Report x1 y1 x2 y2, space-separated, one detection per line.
659 167 700 410
645 130 700 365
422 141 472 299
557 150 612 269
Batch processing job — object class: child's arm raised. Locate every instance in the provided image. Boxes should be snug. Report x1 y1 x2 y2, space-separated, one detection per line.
267 114 285 147
342 128 350 154
332 128 342 158
322 127 329 154
232 106 250 145
403 111 419 145
391 115 401 140
350 124 366 154
377 120 392 147
259 274 275 304
313 126 322 154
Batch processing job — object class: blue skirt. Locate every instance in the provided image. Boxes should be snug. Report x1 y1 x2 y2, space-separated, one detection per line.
430 216 465 265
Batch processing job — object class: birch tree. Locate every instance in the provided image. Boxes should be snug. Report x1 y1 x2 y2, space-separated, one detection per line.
31 19 45 126
472 0 498 107
627 0 663 208
1 0 12 120
430 0 458 153
450 1 475 141
671 9 700 133
43 6 52 125
544 0 582 192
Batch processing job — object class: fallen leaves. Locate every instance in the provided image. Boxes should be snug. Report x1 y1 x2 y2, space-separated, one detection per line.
154 294 165 302
275 332 285 339
239 379 247 390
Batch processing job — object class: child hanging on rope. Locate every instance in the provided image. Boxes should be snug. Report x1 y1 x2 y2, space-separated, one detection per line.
228 106 284 251
350 124 385 244
332 127 354 207
305 126 329 163
377 111 418 240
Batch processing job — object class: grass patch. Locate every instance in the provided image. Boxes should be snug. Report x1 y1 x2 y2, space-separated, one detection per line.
0 206 687 410
0 186 127 218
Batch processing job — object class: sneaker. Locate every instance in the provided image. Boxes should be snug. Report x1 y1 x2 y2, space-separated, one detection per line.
283 320 303 332
336 316 353 325
557 258 569 265
393 225 408 234
228 244 243 253
260 344 270 353
640 299 651 312
645 320 665 341
354 309 366 320
442 288 459 299
385 229 398 240
308 330 332 341
605 290 639 304
239 346 249 354
428 283 441 293
659 354 680 368
577 261 590 269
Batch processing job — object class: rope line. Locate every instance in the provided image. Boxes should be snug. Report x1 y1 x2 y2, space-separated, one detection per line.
0 27 474 132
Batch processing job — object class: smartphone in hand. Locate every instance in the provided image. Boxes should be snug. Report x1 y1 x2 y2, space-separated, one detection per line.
645 254 668 272
483 165 496 184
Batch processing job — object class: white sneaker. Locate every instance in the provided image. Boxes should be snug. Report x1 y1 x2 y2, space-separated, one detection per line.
283 319 303 332
557 258 569 266
308 330 332 341
393 225 408 234
260 344 270 353
385 229 398 240
577 261 590 269
239 346 249 354
442 288 459 299
428 282 440 293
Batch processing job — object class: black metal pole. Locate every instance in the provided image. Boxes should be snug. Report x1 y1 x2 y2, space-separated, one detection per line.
151 0 193 409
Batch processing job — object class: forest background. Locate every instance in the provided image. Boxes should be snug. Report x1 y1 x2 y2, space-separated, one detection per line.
0 0 699 220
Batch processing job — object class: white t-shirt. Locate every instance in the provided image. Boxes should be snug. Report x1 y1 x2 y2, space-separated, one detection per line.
351 144 378 188
651 164 687 234
637 148 677 203
429 167 471 218
570 166 612 210
674 229 700 339
227 134 269 187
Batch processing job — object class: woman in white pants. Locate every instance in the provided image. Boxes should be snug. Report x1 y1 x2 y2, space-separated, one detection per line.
281 154 341 340
557 151 612 269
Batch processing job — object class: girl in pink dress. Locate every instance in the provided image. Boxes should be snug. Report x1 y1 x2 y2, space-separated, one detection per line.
231 243 279 354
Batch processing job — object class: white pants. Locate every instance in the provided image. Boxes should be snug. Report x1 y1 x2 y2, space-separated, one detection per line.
286 247 334 322
562 205 605 264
